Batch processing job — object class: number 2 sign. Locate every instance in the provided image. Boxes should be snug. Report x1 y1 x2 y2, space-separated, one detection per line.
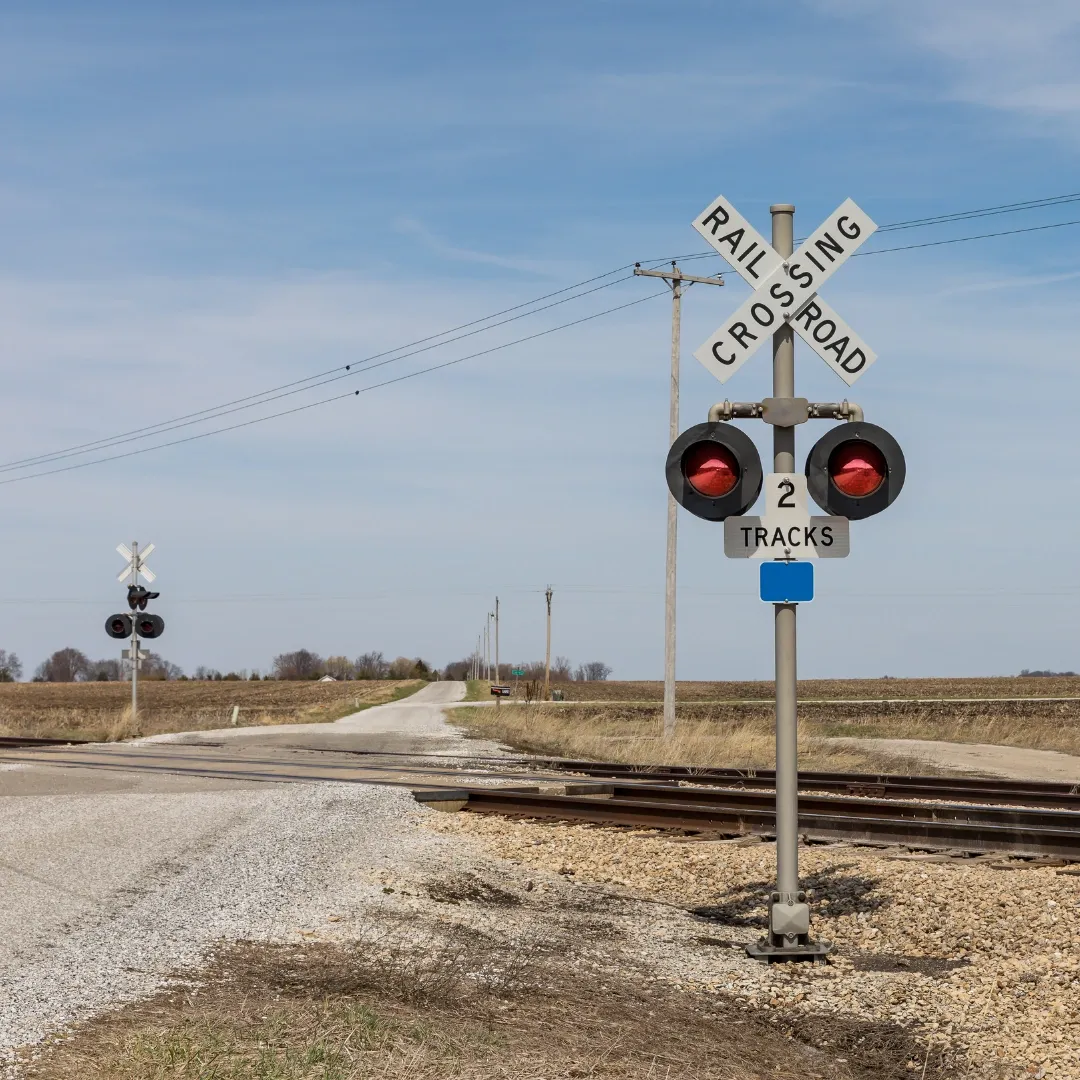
723 474 851 559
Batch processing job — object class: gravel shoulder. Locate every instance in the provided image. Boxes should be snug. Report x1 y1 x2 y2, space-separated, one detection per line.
425 811 1080 1079
826 737 1080 782
0 781 444 1068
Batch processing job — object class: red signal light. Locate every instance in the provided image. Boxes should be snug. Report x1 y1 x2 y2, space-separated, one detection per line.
828 441 887 498
684 443 739 497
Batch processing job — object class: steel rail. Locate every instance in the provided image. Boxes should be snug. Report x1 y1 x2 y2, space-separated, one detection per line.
537 759 1080 807
602 783 1078 831
459 789 1080 860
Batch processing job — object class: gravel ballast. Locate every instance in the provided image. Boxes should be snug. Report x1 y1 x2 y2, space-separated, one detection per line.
426 812 1080 1079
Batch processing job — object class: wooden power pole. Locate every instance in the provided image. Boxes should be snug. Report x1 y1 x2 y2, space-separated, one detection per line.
543 585 553 700
633 262 726 737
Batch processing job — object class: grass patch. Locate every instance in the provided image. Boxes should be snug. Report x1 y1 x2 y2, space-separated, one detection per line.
20 926 944 1080
448 702 912 773
0 680 424 743
448 681 1080 765
463 679 491 702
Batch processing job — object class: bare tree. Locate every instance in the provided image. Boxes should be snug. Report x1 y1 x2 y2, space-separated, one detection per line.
575 661 612 681
551 655 574 682
442 656 474 680
325 655 355 680
355 651 389 679
33 648 91 683
193 665 222 680
272 649 325 680
88 658 124 681
0 650 22 682
142 653 184 681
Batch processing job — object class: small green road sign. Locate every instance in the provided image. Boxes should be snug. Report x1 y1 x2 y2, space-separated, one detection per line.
511 667 525 676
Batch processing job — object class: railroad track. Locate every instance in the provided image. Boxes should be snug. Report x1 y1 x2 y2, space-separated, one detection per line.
441 784 1080 860
2 739 1078 859
536 758 1080 809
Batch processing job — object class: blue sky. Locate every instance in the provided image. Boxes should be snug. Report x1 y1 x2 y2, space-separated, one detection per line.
2 0 1080 679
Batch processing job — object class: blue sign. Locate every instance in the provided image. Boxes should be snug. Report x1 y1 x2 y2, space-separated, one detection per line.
760 561 814 604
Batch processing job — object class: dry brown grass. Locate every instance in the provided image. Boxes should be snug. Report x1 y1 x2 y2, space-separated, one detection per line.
454 685 1080 767
0 680 422 742
21 928 941 1080
450 703 911 773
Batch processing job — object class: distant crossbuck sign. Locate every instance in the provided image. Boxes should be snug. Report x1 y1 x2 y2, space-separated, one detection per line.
692 195 878 386
117 542 155 583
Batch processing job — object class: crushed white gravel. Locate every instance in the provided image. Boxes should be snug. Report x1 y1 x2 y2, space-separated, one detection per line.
0 782 438 1067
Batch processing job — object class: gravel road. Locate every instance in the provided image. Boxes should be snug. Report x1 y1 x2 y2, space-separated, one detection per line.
0 681 487 1068
826 737 1080 782
0 781 446 1064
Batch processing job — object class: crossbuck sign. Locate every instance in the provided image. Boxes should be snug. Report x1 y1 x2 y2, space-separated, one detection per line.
692 196 877 386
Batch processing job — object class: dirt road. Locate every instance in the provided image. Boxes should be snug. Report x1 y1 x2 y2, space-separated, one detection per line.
826 736 1080 781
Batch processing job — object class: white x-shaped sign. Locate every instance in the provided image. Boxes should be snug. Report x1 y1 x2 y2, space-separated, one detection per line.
691 195 878 386
117 542 156 583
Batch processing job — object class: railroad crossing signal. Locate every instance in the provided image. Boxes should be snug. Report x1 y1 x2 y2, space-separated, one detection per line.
692 195 878 385
661 195 907 965
107 542 165 724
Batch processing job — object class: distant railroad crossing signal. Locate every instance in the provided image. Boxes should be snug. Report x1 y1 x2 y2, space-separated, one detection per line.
692 195 878 385
109 541 164 725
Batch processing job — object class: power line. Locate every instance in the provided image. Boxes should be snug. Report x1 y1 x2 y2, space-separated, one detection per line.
0 289 668 485
9 190 1080 484
673 212 1080 267
0 271 638 474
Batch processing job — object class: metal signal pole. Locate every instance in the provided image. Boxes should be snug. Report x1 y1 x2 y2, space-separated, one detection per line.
634 262 725 737
128 541 140 723
745 205 828 963
544 585 553 700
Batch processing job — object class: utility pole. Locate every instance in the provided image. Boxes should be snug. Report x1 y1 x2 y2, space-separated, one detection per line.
494 596 500 683
634 262 725 738
543 585 553 701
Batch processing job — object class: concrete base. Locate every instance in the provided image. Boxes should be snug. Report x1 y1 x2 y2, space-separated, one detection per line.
744 936 833 964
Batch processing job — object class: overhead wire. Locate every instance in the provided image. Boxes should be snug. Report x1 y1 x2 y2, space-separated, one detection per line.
0 269 640 474
7 190 1080 483
0 289 669 485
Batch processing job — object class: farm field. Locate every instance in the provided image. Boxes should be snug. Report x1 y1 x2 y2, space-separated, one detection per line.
455 676 1080 768
543 676 1080 701
0 680 422 742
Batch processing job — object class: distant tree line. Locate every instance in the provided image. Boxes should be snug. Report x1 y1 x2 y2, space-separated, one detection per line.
440 654 612 681
270 650 437 681
1019 668 1078 677
2 645 611 684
